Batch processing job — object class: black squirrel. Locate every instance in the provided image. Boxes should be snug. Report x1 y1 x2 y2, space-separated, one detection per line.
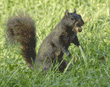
6 9 84 72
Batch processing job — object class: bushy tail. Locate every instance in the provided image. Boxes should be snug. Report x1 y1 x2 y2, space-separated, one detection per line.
6 12 36 68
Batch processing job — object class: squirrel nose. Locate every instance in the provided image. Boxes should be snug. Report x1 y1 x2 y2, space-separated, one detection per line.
82 20 84 25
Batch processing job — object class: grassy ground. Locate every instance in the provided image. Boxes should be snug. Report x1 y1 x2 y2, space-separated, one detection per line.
0 0 110 86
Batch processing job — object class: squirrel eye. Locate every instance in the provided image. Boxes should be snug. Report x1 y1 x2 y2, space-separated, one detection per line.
71 18 74 20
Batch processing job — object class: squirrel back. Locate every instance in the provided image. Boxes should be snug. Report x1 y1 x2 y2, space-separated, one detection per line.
6 12 36 68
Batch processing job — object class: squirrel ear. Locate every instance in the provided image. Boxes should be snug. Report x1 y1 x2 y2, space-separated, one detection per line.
73 8 76 13
65 10 69 17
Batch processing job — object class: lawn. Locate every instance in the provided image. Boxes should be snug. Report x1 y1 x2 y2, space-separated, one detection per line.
0 0 110 86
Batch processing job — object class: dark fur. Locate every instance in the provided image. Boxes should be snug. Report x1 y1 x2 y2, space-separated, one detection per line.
37 9 84 72
6 9 84 72
6 12 36 68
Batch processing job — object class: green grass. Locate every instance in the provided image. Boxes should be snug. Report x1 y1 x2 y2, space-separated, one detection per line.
0 0 110 86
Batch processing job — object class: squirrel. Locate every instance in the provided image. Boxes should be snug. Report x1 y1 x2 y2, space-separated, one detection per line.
6 9 84 72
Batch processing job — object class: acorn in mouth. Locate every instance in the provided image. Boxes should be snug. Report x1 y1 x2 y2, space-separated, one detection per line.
73 26 82 33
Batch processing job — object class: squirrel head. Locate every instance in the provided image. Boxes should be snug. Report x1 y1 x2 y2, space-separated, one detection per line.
63 9 84 33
